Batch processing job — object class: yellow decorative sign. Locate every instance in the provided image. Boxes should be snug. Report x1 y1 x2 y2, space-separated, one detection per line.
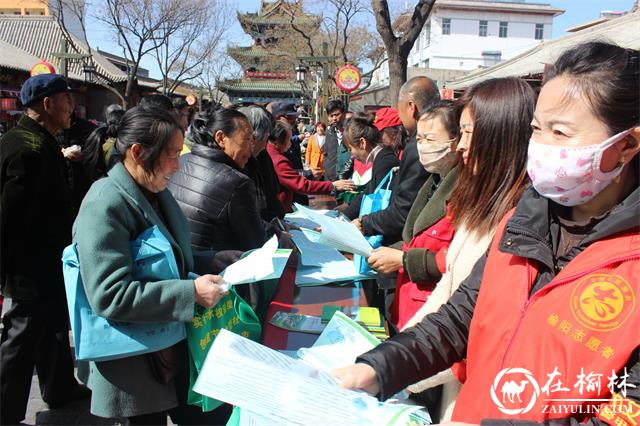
335 64 362 94
30 60 56 76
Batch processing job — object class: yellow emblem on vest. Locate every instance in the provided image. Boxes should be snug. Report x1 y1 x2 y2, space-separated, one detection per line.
570 274 635 332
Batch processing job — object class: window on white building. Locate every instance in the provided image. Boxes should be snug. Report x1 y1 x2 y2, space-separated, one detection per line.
442 18 451 35
482 51 502 67
499 21 508 38
479 20 488 37
535 23 544 40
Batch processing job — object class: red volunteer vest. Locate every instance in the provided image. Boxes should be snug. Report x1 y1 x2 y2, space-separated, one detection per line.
391 216 454 329
453 211 639 424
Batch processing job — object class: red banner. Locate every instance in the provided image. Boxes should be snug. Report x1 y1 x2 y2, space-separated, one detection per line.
245 71 292 80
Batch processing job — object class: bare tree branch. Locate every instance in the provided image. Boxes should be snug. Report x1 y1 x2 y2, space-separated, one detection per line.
48 0 126 105
372 0 435 106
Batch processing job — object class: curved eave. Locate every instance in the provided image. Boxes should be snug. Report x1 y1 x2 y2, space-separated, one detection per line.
218 81 303 95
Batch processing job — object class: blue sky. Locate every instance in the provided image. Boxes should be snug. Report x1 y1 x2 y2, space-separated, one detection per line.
85 0 636 80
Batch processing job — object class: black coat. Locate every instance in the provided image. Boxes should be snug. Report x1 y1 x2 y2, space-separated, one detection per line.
361 136 430 245
245 150 285 221
323 124 352 182
357 185 640 423
343 146 400 220
168 144 267 252
0 116 72 301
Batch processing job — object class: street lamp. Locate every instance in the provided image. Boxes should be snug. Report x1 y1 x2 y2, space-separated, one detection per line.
295 64 308 83
83 63 96 84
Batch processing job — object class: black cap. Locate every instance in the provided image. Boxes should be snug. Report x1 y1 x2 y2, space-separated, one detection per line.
270 100 298 118
20 74 72 107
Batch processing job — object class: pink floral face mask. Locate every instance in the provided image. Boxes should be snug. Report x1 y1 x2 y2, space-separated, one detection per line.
527 128 632 206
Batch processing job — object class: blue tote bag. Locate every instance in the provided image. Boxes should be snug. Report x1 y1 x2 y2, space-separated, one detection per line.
354 169 394 274
62 225 187 362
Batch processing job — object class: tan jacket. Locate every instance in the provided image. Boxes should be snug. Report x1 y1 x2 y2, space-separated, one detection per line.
305 134 325 170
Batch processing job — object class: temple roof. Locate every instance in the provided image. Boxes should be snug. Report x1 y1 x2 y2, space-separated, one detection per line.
238 0 320 33
218 79 303 95
238 13 320 27
228 45 290 59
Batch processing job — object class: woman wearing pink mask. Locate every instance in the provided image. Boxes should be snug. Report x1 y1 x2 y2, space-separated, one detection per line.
334 41 639 425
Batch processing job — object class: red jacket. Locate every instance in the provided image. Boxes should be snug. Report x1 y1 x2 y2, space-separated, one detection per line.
391 215 455 329
453 211 640 424
266 143 333 212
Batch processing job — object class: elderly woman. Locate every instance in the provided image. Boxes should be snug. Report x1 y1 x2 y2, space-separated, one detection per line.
267 121 355 212
73 106 228 424
169 106 269 252
238 105 285 221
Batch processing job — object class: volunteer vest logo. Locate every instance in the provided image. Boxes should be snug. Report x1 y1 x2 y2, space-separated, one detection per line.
490 368 541 415
570 274 635 332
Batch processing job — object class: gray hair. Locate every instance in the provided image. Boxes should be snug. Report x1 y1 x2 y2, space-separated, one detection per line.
237 105 273 143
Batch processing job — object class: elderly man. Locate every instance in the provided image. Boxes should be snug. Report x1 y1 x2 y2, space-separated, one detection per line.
0 74 85 424
353 76 439 245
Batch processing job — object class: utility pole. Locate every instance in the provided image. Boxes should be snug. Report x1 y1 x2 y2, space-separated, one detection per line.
52 36 88 78
297 42 339 122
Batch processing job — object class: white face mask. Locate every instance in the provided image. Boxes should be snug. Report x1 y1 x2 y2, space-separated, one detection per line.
527 129 632 206
417 139 457 175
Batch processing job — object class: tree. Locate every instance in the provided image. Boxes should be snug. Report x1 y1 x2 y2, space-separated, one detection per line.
151 0 228 96
285 0 386 97
93 0 173 107
195 49 242 105
47 0 126 105
372 0 436 106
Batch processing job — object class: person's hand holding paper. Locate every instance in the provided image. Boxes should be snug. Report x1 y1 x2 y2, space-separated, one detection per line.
220 235 292 287
294 203 372 257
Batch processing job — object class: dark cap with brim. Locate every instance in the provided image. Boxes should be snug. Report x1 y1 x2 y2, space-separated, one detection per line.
20 74 73 107
270 100 298 118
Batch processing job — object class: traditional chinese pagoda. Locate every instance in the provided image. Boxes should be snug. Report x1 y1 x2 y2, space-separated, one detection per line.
219 0 321 104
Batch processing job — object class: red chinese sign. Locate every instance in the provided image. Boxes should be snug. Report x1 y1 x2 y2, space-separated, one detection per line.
245 71 291 80
335 64 361 94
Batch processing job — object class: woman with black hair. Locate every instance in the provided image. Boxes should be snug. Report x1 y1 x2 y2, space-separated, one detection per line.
335 41 640 425
340 112 400 220
267 121 355 212
72 106 228 424
168 106 268 252
81 104 124 183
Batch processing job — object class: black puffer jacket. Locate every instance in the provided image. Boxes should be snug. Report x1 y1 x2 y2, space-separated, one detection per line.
168 143 267 252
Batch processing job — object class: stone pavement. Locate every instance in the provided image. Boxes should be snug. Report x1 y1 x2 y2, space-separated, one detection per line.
2 299 118 425
24 375 116 426
1 297 180 426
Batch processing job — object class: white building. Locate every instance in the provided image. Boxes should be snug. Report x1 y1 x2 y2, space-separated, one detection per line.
372 0 564 86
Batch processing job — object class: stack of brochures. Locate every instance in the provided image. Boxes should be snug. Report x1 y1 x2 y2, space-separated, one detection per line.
322 305 389 340
192 312 431 425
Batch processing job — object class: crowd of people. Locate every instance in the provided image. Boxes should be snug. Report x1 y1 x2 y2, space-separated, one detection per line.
0 40 637 425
